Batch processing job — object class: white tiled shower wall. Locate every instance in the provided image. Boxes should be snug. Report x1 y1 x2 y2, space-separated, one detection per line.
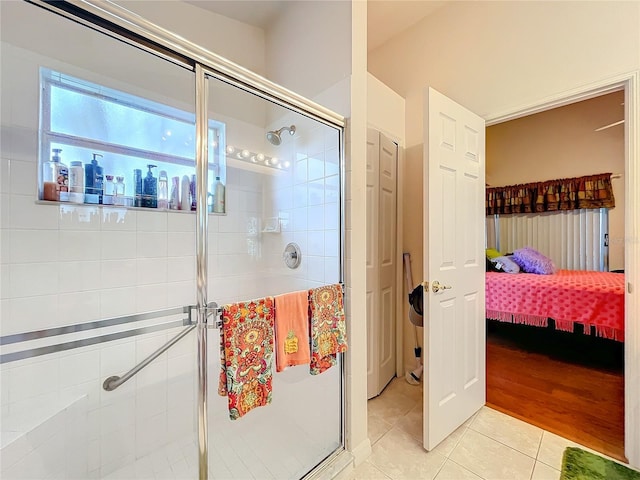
1 35 342 480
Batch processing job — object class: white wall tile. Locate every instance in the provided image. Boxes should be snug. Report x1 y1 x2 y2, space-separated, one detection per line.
137 257 168 285
324 257 340 284
291 207 308 232
325 204 339 231
167 256 194 283
4 295 59 335
308 179 324 206
9 229 58 264
59 290 101 324
136 210 168 232
100 287 136 319
10 194 58 230
308 155 325 181
0 157 11 195
100 231 136 260
9 262 59 297
165 280 195 308
58 261 100 293
101 208 136 231
325 231 338 257
325 174 340 203
59 205 101 231
9 159 37 196
136 231 167 258
59 230 101 262
101 259 137 289
8 357 59 403
99 340 135 379
167 211 195 232
294 159 307 184
307 231 325 257
308 205 324 231
100 396 135 437
306 256 325 283
100 426 135 469
167 231 194 257
293 184 308 208
136 284 168 312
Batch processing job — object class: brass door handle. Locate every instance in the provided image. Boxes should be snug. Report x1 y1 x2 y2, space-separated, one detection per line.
432 280 452 293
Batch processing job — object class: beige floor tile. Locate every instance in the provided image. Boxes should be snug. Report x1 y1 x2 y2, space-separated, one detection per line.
536 431 581 470
431 424 467 458
531 461 560 480
434 459 482 479
369 426 446 480
450 429 535 480
368 385 419 427
395 404 422 441
368 415 393 446
345 460 391 480
469 406 543 457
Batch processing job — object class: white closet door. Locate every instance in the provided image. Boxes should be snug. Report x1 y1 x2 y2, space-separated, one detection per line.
366 128 398 399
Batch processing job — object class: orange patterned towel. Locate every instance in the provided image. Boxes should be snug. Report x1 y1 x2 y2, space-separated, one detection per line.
274 290 311 372
218 297 275 420
309 284 348 375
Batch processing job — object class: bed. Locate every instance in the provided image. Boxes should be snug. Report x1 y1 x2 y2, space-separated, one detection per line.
485 270 625 341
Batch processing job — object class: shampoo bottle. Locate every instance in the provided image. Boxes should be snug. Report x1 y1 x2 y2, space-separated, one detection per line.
169 176 180 210
69 161 85 204
142 164 157 208
180 175 190 210
133 169 143 207
213 176 225 213
85 153 103 204
157 170 169 209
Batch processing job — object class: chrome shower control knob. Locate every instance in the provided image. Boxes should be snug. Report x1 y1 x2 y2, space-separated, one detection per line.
283 242 302 269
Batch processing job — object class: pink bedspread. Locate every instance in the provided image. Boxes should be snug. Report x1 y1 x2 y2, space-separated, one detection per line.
486 270 625 341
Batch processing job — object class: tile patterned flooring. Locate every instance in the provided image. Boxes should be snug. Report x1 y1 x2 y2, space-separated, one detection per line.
347 377 635 480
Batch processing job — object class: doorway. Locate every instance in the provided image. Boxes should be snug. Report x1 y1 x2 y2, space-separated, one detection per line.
484 89 627 461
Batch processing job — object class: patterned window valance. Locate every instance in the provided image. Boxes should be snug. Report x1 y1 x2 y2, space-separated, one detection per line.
486 172 615 215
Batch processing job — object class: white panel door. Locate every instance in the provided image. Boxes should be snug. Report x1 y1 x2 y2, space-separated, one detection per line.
366 128 380 399
423 87 486 450
378 133 397 390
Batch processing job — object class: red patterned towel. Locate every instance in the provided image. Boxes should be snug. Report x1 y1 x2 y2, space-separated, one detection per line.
218 297 275 420
309 284 348 375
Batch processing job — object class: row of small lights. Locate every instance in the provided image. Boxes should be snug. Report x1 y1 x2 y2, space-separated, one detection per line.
225 145 291 169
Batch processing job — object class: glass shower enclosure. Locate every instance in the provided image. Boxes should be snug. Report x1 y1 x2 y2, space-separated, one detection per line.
0 1 345 479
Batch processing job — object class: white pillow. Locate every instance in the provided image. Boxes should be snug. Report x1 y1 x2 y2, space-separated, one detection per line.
491 256 520 274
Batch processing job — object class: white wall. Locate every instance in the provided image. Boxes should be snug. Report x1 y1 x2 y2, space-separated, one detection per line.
265 1 351 101
369 0 640 147
114 0 267 75
367 73 405 144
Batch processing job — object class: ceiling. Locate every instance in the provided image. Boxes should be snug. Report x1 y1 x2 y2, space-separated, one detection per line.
182 0 446 51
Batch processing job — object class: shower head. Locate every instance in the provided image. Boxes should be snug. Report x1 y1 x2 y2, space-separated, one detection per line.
266 125 296 146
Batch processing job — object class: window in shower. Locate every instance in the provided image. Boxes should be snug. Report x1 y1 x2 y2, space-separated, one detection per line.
38 68 226 211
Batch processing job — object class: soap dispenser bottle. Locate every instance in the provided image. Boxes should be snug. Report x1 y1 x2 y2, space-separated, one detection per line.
142 164 157 208
42 148 64 201
85 153 104 204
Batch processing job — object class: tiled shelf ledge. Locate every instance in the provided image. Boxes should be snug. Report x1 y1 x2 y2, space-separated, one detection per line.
35 200 226 215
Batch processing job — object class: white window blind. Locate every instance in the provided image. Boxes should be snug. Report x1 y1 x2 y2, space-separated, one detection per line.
486 209 609 271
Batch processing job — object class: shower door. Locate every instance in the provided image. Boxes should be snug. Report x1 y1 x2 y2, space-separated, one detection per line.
0 2 204 478
201 69 345 479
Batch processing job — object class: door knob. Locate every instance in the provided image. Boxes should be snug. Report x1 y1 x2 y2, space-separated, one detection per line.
432 280 452 293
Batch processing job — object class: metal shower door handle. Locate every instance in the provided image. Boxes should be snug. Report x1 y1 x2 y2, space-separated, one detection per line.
432 280 452 293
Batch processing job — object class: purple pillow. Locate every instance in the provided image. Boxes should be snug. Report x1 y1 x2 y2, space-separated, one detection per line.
511 247 556 275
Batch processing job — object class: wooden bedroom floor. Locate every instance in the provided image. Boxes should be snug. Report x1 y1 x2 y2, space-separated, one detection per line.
486 321 626 462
